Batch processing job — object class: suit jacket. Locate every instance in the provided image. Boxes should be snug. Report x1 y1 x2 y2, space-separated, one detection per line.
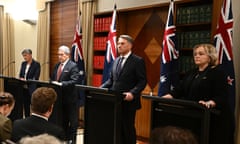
0 114 12 142
19 59 40 80
11 115 65 142
51 60 79 103
101 53 147 109
19 59 41 94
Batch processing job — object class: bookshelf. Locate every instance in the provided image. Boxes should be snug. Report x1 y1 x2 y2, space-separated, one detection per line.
92 13 112 86
175 0 213 75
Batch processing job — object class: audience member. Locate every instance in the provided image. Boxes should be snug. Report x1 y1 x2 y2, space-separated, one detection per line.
19 134 62 144
150 126 198 144
0 92 15 142
11 87 65 142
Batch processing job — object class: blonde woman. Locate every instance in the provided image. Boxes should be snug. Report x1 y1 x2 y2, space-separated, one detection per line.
162 44 234 144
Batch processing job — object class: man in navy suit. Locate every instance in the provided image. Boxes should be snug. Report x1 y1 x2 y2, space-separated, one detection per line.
11 87 65 142
101 35 147 144
19 49 40 118
51 45 79 143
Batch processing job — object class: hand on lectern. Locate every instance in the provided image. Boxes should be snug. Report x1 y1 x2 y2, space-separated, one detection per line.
51 81 62 86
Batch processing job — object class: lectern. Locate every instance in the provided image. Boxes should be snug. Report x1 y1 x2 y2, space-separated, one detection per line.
76 85 123 144
143 95 219 144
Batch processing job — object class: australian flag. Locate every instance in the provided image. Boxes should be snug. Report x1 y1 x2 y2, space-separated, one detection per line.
102 4 117 83
214 0 235 113
71 16 85 106
158 0 179 96
71 17 85 82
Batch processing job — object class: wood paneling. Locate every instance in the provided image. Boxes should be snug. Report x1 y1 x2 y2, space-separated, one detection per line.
50 0 78 74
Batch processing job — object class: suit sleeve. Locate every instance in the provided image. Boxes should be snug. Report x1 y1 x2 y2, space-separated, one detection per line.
33 61 41 80
61 63 80 87
129 58 147 96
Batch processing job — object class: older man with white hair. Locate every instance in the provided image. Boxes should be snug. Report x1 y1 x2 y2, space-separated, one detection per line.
51 45 80 144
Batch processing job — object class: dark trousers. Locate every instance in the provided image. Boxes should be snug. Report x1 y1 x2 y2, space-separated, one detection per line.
62 102 78 143
121 105 137 144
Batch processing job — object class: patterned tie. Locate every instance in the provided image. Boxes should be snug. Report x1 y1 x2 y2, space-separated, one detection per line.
56 63 63 81
116 57 124 77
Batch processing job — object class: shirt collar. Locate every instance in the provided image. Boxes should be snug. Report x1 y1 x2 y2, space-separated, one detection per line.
32 113 48 121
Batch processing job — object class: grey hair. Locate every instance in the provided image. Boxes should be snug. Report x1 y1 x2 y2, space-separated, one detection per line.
119 35 134 45
21 49 32 55
58 45 70 54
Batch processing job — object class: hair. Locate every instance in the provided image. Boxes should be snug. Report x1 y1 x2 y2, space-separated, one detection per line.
193 44 218 66
21 49 32 55
19 134 62 144
150 126 198 144
31 87 57 114
119 34 134 45
0 92 15 107
58 45 70 54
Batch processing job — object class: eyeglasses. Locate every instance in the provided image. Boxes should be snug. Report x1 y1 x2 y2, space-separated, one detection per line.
0 95 9 99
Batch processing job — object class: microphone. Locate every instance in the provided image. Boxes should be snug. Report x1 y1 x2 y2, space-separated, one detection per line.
1 61 15 74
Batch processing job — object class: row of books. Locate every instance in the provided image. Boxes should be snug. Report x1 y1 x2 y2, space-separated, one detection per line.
92 74 103 87
93 56 105 70
94 16 112 32
177 30 211 49
176 4 212 24
94 36 108 51
179 56 196 74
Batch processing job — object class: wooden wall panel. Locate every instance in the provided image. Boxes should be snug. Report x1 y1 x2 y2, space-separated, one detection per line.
50 0 78 74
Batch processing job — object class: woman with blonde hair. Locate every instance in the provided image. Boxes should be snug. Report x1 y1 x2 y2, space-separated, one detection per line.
162 44 234 144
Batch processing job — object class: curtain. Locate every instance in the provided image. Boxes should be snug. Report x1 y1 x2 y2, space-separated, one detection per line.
81 0 96 85
0 6 4 90
36 3 51 81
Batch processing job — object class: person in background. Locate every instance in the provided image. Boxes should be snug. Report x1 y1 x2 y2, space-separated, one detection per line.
51 45 80 143
150 126 198 144
0 92 15 142
162 44 234 144
11 87 65 142
19 49 40 118
19 134 62 144
101 35 147 144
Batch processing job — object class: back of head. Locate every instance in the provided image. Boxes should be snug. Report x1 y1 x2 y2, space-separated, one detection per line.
31 87 57 114
150 126 198 144
0 92 15 107
19 134 61 144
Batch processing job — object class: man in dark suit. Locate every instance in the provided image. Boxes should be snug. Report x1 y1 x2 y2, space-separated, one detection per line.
51 45 80 143
101 35 147 144
11 87 65 142
19 49 40 118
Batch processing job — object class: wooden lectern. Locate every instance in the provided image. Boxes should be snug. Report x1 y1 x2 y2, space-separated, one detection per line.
143 95 219 144
76 85 123 144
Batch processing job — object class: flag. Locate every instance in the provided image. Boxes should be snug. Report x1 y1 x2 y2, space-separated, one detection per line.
71 16 85 83
158 0 179 96
101 4 117 83
71 16 85 106
214 0 235 112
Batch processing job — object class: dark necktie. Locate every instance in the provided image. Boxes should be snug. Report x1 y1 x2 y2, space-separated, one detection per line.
116 57 124 77
56 63 63 81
